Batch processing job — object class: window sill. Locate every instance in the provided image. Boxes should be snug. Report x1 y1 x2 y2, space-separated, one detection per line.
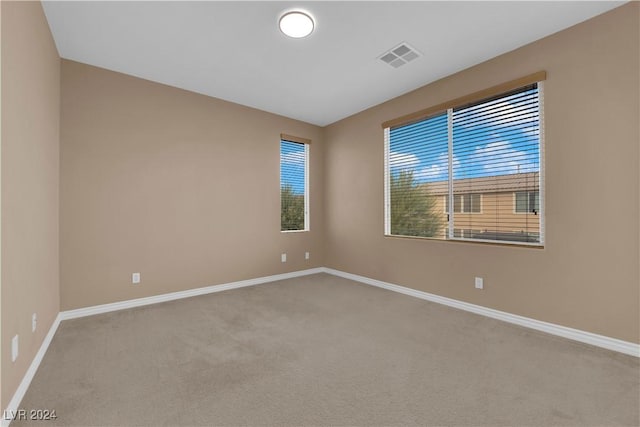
384 234 544 249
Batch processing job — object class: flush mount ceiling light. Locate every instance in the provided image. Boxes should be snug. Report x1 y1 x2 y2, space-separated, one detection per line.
279 11 314 38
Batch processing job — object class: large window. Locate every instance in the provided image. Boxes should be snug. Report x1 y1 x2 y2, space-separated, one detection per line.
280 137 309 231
384 73 544 246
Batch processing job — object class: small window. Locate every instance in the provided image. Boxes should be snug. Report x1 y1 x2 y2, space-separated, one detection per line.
446 194 481 213
280 139 309 231
515 191 540 214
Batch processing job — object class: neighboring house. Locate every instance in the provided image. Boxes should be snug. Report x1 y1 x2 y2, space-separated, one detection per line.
425 172 541 242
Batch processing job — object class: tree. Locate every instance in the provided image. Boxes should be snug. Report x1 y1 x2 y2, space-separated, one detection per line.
281 184 305 230
390 170 443 237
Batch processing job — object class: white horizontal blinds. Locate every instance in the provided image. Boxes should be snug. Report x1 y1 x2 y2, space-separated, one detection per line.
280 140 307 231
388 113 448 238
451 84 541 243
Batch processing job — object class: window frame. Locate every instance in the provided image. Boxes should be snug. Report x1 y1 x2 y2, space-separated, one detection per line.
514 190 540 214
280 137 310 233
383 74 545 248
445 193 482 214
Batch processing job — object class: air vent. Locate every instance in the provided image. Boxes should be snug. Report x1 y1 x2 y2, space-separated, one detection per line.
379 42 421 68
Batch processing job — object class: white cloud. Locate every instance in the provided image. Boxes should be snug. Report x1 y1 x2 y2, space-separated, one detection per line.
418 164 443 180
389 151 420 170
415 153 459 182
466 140 537 176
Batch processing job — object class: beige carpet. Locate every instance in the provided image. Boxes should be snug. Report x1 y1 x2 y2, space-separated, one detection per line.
13 273 640 426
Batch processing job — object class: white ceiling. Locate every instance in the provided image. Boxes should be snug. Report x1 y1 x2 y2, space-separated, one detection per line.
42 1 625 126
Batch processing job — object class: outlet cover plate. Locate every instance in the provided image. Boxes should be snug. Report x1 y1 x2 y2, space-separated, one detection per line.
12 335 19 362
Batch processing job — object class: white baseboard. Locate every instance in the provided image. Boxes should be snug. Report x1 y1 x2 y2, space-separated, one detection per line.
1 313 62 427
59 267 325 321
321 267 640 358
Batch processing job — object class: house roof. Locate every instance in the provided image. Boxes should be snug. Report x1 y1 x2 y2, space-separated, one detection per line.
425 172 540 195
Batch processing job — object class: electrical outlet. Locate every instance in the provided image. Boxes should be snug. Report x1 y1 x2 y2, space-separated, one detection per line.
305 252 310 260
475 277 484 289
32 313 37 332
132 272 141 284
281 253 287 263
12 335 19 362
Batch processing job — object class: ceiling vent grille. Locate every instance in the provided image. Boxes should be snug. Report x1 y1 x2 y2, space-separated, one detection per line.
379 43 421 68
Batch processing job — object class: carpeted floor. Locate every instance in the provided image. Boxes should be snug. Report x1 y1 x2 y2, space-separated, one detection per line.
12 273 640 426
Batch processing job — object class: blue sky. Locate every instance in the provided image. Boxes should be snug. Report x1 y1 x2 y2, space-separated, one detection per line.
389 87 540 183
280 141 306 194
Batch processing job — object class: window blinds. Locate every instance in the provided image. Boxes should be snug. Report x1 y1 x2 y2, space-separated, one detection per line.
451 84 541 243
280 140 308 231
384 82 543 245
386 113 448 238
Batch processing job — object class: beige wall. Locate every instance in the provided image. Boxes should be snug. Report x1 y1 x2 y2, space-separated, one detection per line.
1 0 60 411
60 60 324 310
324 3 639 343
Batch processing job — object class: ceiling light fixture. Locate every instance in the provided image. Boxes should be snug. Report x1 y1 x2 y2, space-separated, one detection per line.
279 11 314 38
